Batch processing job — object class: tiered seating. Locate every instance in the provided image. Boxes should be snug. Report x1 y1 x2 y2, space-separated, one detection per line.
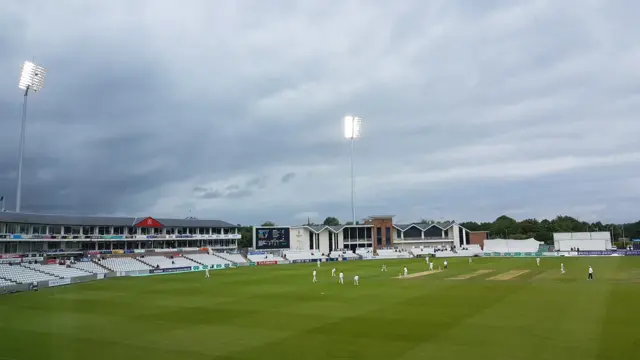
355 248 374 259
284 250 326 261
0 264 59 284
98 257 151 272
71 261 109 274
375 249 412 259
213 252 247 264
553 232 610 251
139 256 198 268
0 278 16 287
184 254 230 266
329 250 358 259
483 238 542 253
466 244 482 253
410 247 435 256
247 253 285 262
22 263 91 278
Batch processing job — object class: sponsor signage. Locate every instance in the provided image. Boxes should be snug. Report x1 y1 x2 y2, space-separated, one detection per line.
149 266 191 274
215 264 223 269
48 278 71 287
576 250 640 256
97 274 105 280
257 260 277 266
248 262 256 266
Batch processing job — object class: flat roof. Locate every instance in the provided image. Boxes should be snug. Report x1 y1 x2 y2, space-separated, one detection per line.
0 211 238 228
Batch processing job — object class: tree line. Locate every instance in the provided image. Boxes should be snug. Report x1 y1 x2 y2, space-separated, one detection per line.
235 215 640 247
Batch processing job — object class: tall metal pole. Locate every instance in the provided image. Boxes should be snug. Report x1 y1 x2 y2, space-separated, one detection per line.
350 134 355 226
16 87 29 213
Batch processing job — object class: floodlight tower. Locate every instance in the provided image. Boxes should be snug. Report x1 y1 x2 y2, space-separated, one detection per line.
343 115 362 226
16 61 47 213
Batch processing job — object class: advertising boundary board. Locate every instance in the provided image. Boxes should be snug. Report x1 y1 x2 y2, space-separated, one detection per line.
48 278 72 287
578 250 640 256
257 260 278 266
149 266 191 274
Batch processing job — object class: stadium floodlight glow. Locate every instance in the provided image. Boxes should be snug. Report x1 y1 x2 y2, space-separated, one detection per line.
343 115 362 139
343 115 362 228
16 60 47 213
19 61 47 92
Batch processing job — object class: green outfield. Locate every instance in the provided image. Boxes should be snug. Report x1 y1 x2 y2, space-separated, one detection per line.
1 257 639 360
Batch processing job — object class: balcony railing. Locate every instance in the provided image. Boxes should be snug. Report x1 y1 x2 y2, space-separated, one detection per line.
394 237 453 242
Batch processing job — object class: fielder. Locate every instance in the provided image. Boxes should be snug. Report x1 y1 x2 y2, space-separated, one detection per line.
313 269 317 283
353 275 359 286
536 257 540 267
331 268 336 277
381 264 387 272
561 262 565 274
588 265 594 280
444 260 448 269
429 262 434 271
205 268 210 278
469 257 472 264
317 260 321 267
339 271 344 284
403 266 408 277
425 256 430 264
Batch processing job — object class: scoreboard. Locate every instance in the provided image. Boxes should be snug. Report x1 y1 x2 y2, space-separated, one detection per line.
254 227 290 249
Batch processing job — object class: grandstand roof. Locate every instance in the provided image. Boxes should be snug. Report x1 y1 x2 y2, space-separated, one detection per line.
0 212 238 228
295 224 372 233
394 221 460 231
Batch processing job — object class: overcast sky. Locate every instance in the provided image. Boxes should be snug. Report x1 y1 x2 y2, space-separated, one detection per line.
1 0 639 225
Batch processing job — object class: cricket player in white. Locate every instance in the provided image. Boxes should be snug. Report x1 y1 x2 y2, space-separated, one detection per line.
561 262 565 274
317 260 321 267
381 264 387 272
339 271 344 284
444 260 448 269
403 266 408 277
588 265 593 280
205 268 210 278
313 270 317 283
536 257 540 266
353 275 359 286
429 262 434 271
469 257 472 264
331 268 336 277
425 257 430 264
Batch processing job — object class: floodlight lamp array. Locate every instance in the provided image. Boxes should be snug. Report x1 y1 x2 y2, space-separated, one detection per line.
343 115 362 139
18 61 47 92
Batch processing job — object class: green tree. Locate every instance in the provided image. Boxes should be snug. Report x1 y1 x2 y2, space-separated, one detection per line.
322 217 341 226
261 221 275 227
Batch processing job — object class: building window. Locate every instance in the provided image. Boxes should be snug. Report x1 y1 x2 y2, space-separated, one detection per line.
19 224 30 234
376 228 382 246
49 226 62 235
98 226 111 235
113 227 125 235
385 227 391 246
32 225 47 235
128 227 137 236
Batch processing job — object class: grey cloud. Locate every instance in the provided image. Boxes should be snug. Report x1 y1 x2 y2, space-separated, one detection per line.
1 0 639 225
281 172 296 183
